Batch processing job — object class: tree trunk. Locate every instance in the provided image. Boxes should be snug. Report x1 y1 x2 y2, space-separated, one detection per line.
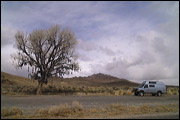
37 82 43 95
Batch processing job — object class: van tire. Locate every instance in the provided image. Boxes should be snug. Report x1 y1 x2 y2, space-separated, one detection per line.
157 91 162 96
138 91 144 96
134 92 138 96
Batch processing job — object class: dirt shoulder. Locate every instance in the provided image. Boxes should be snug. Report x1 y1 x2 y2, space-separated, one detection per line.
106 112 179 119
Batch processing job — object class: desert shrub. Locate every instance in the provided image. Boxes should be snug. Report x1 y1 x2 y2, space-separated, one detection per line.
36 108 49 116
47 106 60 116
44 85 58 93
123 89 133 95
1 107 9 116
139 104 156 113
18 86 37 94
48 104 70 117
1 85 37 95
112 87 119 90
173 91 179 95
128 105 139 114
1 107 23 117
167 89 173 95
127 104 179 114
167 87 179 95
36 101 84 117
72 86 79 92
71 101 84 112
107 104 128 112
154 105 171 112
3 103 178 118
106 104 128 115
118 90 123 95
115 89 133 96
88 108 98 113
42 85 77 94
122 86 130 90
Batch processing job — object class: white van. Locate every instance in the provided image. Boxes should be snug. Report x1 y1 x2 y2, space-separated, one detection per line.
133 81 166 96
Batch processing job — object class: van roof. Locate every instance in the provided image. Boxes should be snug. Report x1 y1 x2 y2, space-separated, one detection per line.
144 81 165 84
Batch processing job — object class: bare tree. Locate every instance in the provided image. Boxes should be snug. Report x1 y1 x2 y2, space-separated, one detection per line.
12 25 79 95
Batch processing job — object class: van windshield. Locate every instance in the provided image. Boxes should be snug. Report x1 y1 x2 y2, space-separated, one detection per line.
138 82 146 88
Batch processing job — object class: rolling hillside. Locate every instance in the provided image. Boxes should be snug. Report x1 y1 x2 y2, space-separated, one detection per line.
1 71 178 95
1 72 139 87
63 73 139 87
1 71 37 86
1 71 139 95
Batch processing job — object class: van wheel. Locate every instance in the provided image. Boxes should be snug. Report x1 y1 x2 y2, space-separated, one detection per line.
139 91 144 96
134 92 138 96
157 91 162 96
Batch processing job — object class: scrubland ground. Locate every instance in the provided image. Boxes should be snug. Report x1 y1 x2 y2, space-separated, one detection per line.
1 101 179 119
1 72 179 118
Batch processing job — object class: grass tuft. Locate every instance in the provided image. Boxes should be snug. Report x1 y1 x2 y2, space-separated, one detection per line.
36 101 84 117
1 107 23 117
1 103 179 119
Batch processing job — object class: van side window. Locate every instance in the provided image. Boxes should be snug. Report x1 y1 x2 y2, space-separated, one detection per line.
149 85 155 87
149 82 156 84
144 84 148 88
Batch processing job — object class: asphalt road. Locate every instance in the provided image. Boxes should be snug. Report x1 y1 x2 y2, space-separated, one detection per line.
1 95 179 109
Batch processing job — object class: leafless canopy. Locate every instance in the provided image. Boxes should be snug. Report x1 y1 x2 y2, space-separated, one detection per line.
12 25 79 84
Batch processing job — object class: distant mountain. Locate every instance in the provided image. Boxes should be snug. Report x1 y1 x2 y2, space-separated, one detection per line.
65 73 139 87
89 73 119 80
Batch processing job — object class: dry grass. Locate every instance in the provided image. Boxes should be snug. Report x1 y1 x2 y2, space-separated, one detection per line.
1 71 139 96
167 87 179 95
1 101 179 119
1 72 179 96
1 71 37 86
1 107 23 117
107 103 179 115
71 101 84 112
35 101 84 117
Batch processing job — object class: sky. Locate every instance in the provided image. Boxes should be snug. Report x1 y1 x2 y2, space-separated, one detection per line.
1 1 179 86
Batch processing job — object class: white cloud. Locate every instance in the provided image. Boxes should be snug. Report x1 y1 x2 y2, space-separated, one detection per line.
1 25 17 47
1 45 30 77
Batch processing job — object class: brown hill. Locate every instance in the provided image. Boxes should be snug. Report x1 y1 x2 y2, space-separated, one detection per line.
1 71 178 95
60 73 139 87
1 71 37 86
1 71 139 87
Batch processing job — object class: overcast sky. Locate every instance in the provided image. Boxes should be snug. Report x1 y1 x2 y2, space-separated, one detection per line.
1 1 179 85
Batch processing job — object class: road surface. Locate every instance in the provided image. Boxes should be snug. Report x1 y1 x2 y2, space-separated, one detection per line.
1 95 179 109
